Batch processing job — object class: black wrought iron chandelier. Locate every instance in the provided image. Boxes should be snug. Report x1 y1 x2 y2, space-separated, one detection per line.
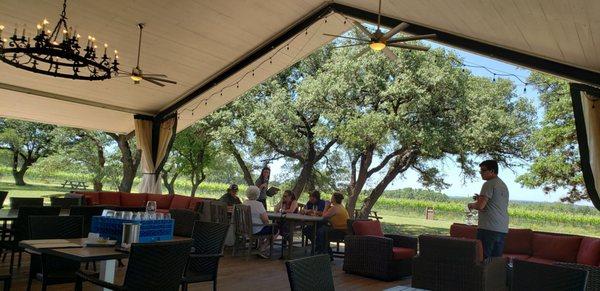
0 0 119 80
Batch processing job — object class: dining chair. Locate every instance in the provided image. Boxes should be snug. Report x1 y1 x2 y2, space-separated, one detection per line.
68 206 105 235
210 201 229 224
169 209 200 237
75 239 193 291
285 254 335 291
50 197 82 209
0 206 61 273
181 221 229 291
0 273 10 291
27 215 85 291
231 204 274 259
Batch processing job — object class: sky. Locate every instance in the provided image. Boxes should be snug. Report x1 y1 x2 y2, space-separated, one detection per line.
269 38 593 206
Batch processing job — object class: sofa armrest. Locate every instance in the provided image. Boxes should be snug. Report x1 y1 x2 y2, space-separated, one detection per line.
385 234 417 249
345 235 394 261
477 257 507 290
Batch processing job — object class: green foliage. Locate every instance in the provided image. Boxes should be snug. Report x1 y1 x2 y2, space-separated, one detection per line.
382 188 450 202
516 72 584 202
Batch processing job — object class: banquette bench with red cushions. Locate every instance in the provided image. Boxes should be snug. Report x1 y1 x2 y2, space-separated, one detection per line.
450 223 600 267
73 191 206 213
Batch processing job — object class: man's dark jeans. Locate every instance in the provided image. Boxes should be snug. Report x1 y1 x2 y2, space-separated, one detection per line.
477 228 506 259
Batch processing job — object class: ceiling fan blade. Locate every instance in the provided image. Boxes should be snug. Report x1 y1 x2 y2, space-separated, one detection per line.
333 43 369 49
143 78 165 87
388 43 430 51
323 33 369 42
144 76 177 84
355 47 371 58
387 34 437 43
352 20 372 37
382 47 398 61
382 22 410 41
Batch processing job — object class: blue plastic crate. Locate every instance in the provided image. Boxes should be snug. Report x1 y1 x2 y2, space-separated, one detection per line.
90 216 174 243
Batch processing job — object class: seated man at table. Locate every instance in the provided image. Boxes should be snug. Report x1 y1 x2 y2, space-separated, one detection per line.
301 190 327 243
219 184 242 207
243 185 276 259
316 192 349 260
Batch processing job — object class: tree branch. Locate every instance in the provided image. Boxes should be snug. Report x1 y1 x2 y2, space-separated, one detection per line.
315 139 337 162
366 148 404 178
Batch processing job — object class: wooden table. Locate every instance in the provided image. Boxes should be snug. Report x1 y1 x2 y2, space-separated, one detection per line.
20 237 188 291
267 212 325 259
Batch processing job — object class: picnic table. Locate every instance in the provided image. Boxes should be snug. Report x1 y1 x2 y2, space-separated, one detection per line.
61 180 88 190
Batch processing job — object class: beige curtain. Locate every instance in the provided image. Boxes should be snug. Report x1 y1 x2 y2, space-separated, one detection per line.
581 91 600 194
134 117 176 194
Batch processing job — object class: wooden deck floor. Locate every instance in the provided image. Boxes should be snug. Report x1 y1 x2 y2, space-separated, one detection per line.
1 249 411 290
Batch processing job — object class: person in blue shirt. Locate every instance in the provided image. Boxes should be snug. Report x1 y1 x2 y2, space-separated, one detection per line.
302 190 328 245
303 190 327 215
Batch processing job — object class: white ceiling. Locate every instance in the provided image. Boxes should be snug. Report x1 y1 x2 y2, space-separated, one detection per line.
0 0 598 133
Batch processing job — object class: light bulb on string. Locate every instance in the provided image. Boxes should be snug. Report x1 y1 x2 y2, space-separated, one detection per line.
492 74 496 82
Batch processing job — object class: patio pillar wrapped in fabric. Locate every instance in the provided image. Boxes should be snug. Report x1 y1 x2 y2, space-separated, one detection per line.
570 83 600 211
134 115 177 194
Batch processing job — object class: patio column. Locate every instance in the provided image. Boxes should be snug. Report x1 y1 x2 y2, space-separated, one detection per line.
570 83 600 210
134 114 177 194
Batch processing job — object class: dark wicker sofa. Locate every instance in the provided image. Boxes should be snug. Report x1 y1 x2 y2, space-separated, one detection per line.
343 220 417 281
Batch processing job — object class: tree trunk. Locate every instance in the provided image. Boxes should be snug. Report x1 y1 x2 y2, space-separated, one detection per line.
11 150 32 186
161 170 178 195
227 141 254 185
358 149 417 218
190 170 206 197
292 160 315 198
345 146 376 218
108 133 141 193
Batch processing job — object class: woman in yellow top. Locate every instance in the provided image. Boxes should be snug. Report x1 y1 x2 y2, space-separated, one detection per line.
316 192 349 259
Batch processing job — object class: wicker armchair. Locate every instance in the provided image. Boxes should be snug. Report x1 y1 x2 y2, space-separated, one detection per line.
511 260 588 291
75 239 192 291
286 254 335 291
554 262 599 291
27 215 86 291
343 220 417 281
181 221 229 291
412 235 506 291
169 209 200 237
0 206 61 273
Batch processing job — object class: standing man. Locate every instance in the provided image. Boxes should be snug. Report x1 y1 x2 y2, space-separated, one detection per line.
468 160 509 259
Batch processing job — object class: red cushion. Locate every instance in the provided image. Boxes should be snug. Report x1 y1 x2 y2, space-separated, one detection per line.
81 192 100 205
450 223 477 240
352 220 384 237
504 228 533 255
503 253 531 261
532 233 582 263
188 197 204 211
525 257 555 265
169 195 191 209
577 237 600 266
98 192 121 206
392 247 416 260
119 193 147 207
146 194 173 209
156 209 169 214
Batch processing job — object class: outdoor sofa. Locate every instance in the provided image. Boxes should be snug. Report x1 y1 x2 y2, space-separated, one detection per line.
72 191 206 213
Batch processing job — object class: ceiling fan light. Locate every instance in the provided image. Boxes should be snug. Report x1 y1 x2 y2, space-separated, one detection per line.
370 42 386 51
130 75 143 82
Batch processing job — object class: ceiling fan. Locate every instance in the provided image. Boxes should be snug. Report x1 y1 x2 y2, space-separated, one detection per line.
119 23 177 87
324 0 436 60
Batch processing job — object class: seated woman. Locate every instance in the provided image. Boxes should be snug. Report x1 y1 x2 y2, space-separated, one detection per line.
316 192 349 259
274 190 299 213
242 185 276 259
274 190 298 246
